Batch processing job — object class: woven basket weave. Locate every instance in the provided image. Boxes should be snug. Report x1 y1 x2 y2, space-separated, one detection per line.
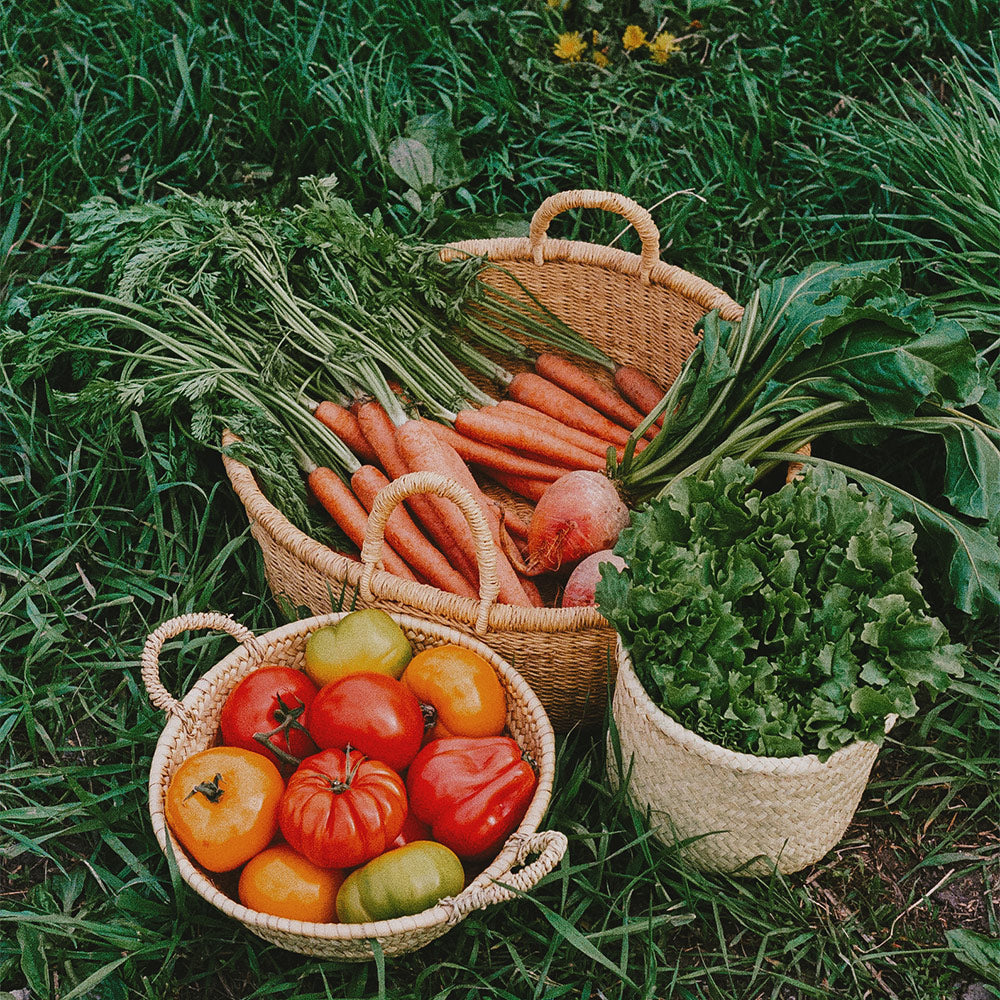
222 189 746 731
608 638 890 875
142 609 565 959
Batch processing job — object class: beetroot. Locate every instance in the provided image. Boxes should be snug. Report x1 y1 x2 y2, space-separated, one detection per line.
561 550 627 608
527 471 630 574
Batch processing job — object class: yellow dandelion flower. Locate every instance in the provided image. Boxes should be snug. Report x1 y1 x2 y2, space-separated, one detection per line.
593 49 610 68
592 30 600 44
553 31 587 61
648 31 681 63
622 25 647 51
546 0 560 8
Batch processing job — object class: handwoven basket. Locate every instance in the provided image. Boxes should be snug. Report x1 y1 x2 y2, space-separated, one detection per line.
608 638 891 875
222 188 746 731
142 607 566 960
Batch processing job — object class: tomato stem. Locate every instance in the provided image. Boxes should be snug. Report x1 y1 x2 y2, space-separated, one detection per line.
420 702 437 734
251 693 317 768
185 773 224 803
327 746 366 794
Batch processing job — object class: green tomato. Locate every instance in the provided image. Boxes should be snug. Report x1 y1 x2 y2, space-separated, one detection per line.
336 841 465 923
304 610 413 687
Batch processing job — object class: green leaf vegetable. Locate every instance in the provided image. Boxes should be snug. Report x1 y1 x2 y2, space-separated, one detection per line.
614 261 1000 617
597 460 966 760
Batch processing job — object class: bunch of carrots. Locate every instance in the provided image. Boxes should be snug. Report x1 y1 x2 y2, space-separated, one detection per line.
306 354 668 608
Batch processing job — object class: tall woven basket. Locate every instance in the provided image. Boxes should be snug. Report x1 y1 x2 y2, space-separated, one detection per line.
222 189 745 731
142 608 565 960
608 639 891 875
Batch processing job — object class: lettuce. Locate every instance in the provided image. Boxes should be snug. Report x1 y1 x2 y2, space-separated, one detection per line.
597 460 966 759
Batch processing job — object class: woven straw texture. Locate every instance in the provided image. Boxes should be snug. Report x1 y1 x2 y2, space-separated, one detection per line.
608 638 885 875
143 610 565 960
222 189 750 731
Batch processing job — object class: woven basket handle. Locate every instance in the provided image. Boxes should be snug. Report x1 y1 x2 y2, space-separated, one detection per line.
529 189 660 284
141 613 260 726
445 830 568 922
359 471 501 635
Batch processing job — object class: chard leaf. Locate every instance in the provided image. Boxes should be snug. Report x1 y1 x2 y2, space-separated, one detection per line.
936 420 1000 524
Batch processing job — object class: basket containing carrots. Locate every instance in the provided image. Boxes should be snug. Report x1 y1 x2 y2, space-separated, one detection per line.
142 605 564 960
220 188 745 730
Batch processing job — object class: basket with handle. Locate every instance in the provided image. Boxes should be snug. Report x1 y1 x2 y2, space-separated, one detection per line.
608 638 892 875
142 602 565 960
222 189 758 731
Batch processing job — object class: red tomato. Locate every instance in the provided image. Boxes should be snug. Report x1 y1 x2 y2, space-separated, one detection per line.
406 736 538 860
306 672 424 773
390 810 432 850
220 665 319 769
278 748 407 869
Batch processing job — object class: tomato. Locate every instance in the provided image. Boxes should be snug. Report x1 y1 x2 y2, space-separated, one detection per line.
400 644 507 741
304 610 413 687
306 672 424 773
238 844 344 923
220 665 319 769
406 737 538 860
336 841 464 923
278 748 407 869
390 810 432 850
164 746 284 872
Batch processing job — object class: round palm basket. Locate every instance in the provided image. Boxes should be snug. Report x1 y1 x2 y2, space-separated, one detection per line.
142 607 565 960
222 188 747 731
608 637 893 875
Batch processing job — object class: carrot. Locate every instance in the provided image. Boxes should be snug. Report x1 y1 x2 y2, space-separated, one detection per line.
351 466 478 600
614 365 667 428
507 373 634 447
454 408 606 472
395 420 534 607
306 467 417 581
313 401 382 465
503 507 530 540
479 468 550 503
355 400 480 586
495 400 647 459
424 420 566 482
518 574 545 607
534 353 653 439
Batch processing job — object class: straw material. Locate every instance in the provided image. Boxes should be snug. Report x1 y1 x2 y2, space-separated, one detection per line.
608 638 887 875
221 189 804 730
143 610 565 960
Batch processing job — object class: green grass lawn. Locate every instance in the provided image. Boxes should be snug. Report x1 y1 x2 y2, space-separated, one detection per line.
2 2 998 997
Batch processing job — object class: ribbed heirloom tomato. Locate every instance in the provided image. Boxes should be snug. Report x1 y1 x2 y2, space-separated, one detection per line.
279 748 407 869
400 644 507 740
164 746 284 872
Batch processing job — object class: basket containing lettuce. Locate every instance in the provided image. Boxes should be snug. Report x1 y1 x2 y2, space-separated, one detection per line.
597 459 966 874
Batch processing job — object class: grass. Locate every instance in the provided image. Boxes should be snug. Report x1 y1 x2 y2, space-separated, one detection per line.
2 1 998 997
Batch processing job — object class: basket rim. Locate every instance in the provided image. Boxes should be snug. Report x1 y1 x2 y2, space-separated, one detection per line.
221 433 613 635
439 235 743 322
147 609 559 944
614 636 891 776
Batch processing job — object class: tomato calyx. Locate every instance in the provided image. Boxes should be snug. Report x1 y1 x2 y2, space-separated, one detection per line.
420 702 437 734
185 772 225 803
522 749 539 775
326 746 366 794
252 693 316 768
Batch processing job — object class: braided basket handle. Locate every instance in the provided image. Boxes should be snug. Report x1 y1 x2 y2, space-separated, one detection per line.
444 830 568 922
529 190 661 284
359 472 501 634
141 613 260 726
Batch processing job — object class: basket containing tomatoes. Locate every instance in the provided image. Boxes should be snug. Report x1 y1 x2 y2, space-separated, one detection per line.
141 607 565 960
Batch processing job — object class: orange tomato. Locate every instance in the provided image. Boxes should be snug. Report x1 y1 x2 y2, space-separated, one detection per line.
400 644 507 740
164 746 284 872
238 844 344 923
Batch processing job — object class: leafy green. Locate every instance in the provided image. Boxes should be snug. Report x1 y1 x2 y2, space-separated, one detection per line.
597 460 966 760
615 260 999 618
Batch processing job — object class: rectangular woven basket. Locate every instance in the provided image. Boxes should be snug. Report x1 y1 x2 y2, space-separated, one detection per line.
222 189 747 732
